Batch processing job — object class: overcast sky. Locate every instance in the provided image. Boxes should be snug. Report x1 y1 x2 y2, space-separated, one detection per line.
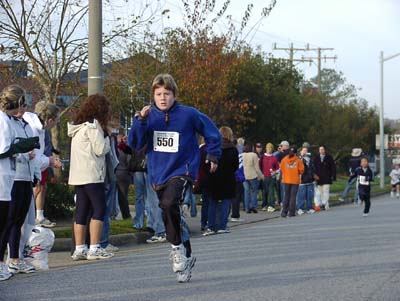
162 0 400 119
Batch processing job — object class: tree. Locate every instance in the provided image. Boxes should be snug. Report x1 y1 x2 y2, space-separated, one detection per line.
0 0 160 150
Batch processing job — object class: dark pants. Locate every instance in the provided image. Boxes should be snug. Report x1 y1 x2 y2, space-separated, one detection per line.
75 183 106 225
275 179 282 204
8 181 33 258
116 171 132 219
282 183 299 217
262 177 275 208
201 190 211 230
0 201 10 261
231 181 243 218
156 177 191 256
360 193 371 214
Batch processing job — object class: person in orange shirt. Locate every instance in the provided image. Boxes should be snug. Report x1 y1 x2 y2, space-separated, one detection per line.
280 147 304 217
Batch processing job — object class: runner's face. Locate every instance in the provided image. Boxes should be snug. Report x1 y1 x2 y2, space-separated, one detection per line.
361 159 368 168
154 86 175 112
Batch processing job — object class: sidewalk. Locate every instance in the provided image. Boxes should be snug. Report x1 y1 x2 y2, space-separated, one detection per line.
47 190 389 269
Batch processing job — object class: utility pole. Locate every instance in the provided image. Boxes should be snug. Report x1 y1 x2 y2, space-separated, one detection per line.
272 43 313 67
379 50 400 188
302 46 336 92
88 0 103 95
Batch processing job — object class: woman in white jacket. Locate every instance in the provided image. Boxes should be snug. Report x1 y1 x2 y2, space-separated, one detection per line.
0 85 38 281
68 94 113 261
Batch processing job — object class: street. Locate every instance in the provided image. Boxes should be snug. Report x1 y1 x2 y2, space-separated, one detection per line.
1 194 400 301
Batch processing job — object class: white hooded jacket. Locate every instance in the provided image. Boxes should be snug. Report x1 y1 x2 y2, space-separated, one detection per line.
68 119 110 185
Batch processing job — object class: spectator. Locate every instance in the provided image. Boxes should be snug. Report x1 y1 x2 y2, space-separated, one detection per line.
349 157 373 217
274 140 290 206
24 101 62 227
0 84 38 281
260 143 279 212
231 138 245 222
6 92 39 274
203 126 238 235
280 146 304 217
196 141 211 232
242 144 263 213
255 142 264 203
68 94 114 261
389 164 400 198
128 73 221 282
296 146 316 215
339 148 362 202
131 146 147 230
313 145 336 211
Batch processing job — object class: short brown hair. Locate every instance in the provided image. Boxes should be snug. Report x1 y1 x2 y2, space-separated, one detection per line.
151 74 178 97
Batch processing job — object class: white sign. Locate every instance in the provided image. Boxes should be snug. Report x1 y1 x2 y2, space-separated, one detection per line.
153 131 179 153
389 134 400 148
375 134 389 150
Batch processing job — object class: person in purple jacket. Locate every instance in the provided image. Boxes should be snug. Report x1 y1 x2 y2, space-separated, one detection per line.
128 74 221 283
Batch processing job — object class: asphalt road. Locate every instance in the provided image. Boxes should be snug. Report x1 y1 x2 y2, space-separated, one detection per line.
1 194 400 301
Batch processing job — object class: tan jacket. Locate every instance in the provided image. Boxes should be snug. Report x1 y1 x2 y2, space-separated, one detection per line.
242 152 263 180
67 119 110 185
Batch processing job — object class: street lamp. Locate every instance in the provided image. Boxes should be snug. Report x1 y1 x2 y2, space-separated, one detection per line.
379 50 400 188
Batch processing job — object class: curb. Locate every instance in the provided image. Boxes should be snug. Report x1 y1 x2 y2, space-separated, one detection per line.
51 190 390 252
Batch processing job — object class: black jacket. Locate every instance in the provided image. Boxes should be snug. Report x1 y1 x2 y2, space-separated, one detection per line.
349 166 373 195
313 153 336 185
299 155 315 184
208 140 239 200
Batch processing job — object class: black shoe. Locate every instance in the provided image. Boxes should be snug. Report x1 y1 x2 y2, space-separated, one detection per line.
246 210 252 214
281 212 287 218
251 208 258 213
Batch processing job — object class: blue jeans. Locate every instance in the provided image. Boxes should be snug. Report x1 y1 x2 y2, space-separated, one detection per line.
341 177 358 201
133 172 146 229
207 199 231 231
296 183 314 211
184 186 197 217
201 190 211 230
100 180 117 248
144 172 165 236
243 178 259 211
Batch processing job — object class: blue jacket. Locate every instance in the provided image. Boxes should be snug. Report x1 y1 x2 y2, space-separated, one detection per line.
128 101 221 187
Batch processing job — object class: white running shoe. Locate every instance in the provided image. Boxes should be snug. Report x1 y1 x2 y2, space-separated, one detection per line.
176 256 196 283
297 209 304 216
87 248 114 261
230 217 244 222
363 213 369 217
8 260 35 274
307 209 315 214
267 206 276 212
71 249 88 261
169 246 188 273
217 229 230 234
146 235 167 243
104 244 119 252
339 197 344 202
0 262 12 281
324 203 330 210
35 218 56 228
202 228 216 236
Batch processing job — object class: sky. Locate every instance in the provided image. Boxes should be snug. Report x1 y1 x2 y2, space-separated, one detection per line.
160 0 400 119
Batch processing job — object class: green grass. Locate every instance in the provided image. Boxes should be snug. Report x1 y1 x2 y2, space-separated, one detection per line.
53 218 139 239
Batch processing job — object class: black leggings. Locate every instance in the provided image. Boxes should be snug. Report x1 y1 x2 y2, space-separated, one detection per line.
8 181 33 258
75 183 106 225
360 193 371 214
0 201 10 261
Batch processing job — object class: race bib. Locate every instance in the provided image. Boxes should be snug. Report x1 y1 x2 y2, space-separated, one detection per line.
153 131 179 153
359 175 369 185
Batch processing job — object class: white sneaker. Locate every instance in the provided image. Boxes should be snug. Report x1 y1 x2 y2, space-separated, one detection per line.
324 203 330 210
363 213 369 217
261 206 268 211
217 229 230 234
230 217 244 222
8 260 35 274
339 197 344 202
297 209 304 216
71 249 88 261
307 209 315 214
0 262 12 281
176 256 196 283
87 248 114 260
169 246 188 273
267 206 276 212
202 228 216 236
146 235 167 243
35 218 56 228
104 244 119 252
